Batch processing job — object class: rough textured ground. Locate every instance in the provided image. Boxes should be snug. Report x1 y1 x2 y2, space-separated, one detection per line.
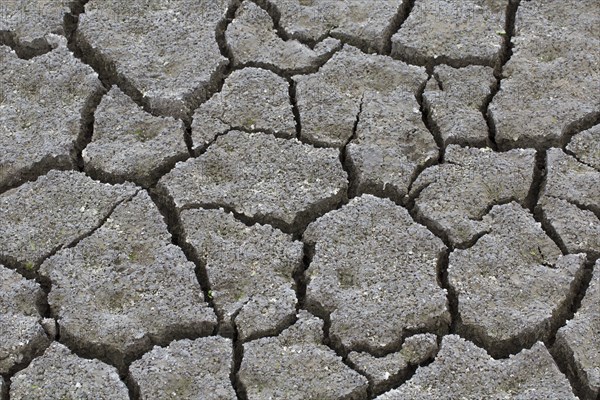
0 0 598 399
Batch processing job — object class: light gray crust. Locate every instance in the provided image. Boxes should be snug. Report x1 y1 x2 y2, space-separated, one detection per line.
129 337 236 400
304 195 449 353
376 335 577 399
157 130 348 232
38 191 216 369
179 208 302 341
239 311 369 400
0 40 102 191
9 342 129 400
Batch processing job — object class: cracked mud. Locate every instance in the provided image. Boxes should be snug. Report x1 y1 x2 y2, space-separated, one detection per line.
0 0 598 399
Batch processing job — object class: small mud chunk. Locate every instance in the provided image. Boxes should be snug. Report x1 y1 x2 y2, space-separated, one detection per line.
9 342 129 400
267 0 407 53
567 125 600 170
129 337 235 400
304 195 449 353
293 46 426 147
158 130 347 232
179 208 302 341
537 149 600 257
489 0 600 149
0 41 103 191
541 149 599 215
239 310 368 399
410 145 536 246
347 333 438 395
38 191 216 369
191 67 295 151
225 1 340 74
376 335 576 399
0 0 71 57
0 170 137 272
553 260 600 399
346 89 438 200
83 86 188 187
539 197 600 258
0 265 51 374
423 65 496 146
76 0 231 118
391 0 507 66
449 202 586 356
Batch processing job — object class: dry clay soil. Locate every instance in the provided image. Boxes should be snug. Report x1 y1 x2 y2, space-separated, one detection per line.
0 0 599 399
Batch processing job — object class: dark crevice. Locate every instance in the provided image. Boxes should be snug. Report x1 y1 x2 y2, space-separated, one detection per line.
147 191 218 337
416 74 444 164
436 249 458 334
546 259 595 354
84 151 190 190
231 327 248 400
560 111 600 150
525 150 546 213
228 50 340 78
550 265 600 400
368 349 440 399
0 158 74 196
341 94 365 199
0 30 53 60
484 0 521 151
250 0 292 42
381 0 415 55
294 243 313 311
289 79 302 140
71 85 107 172
125 370 141 400
1 190 139 280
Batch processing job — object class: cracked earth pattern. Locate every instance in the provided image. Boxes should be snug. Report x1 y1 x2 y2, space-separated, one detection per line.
0 1 598 399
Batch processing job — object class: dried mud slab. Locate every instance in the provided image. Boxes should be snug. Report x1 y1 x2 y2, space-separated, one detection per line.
304 195 449 353
410 145 536 246
449 202 586 356
83 86 188 187
567 125 600 170
423 65 496 146
293 45 426 147
0 0 71 57
391 0 507 66
0 170 137 272
0 40 102 191
266 0 407 53
376 335 576 399
179 208 302 340
158 130 347 232
0 265 53 374
537 149 600 258
489 0 600 149
553 261 600 399
347 333 438 395
38 191 216 369
239 311 368 399
76 0 232 118
346 89 438 200
191 67 295 151
9 342 129 400
225 1 340 74
129 337 236 400
539 197 600 259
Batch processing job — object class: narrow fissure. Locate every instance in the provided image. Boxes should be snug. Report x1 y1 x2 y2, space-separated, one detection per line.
71 85 107 172
341 94 365 199
382 0 415 55
147 192 218 335
484 0 521 150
